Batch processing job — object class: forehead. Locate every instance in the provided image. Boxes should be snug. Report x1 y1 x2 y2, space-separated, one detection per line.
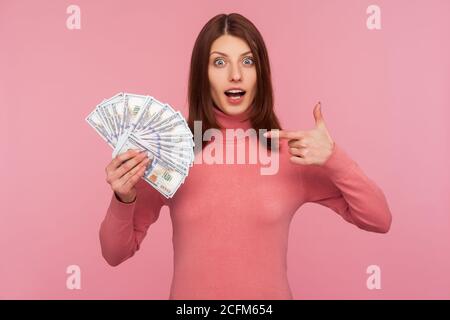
210 35 252 55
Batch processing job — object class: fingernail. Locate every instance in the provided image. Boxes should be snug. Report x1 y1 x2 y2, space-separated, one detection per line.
263 132 269 137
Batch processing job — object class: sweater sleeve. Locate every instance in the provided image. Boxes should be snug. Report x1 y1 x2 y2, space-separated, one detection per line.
99 179 166 266
302 142 392 233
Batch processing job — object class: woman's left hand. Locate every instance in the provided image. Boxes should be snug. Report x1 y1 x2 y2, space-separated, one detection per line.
264 102 335 166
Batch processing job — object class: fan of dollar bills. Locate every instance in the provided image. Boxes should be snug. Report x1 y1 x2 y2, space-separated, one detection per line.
85 92 195 198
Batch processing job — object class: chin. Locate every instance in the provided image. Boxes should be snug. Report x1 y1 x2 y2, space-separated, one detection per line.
220 102 250 116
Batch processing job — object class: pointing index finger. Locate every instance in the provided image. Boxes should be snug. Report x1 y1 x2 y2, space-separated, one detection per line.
264 130 306 140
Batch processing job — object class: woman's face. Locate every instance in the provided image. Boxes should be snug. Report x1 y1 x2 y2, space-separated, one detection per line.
208 35 257 116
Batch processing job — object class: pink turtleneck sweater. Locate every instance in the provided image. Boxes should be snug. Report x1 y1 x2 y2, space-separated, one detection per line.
99 106 392 300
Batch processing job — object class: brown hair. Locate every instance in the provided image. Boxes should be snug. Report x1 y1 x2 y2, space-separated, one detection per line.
187 13 282 150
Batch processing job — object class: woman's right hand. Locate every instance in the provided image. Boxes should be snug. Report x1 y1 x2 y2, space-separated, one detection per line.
105 149 152 203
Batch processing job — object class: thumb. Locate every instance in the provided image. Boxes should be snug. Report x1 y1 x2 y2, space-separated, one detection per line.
313 101 325 127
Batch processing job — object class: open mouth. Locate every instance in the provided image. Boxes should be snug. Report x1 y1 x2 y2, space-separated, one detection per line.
224 89 246 98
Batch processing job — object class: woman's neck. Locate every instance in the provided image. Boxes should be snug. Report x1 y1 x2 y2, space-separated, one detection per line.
212 105 252 130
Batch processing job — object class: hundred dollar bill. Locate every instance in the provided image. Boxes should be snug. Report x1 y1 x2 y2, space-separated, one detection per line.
113 134 187 198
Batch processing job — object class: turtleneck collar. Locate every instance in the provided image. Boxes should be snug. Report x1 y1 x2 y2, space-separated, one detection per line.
212 105 253 130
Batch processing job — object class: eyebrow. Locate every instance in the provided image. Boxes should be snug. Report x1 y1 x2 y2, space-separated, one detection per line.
209 50 252 57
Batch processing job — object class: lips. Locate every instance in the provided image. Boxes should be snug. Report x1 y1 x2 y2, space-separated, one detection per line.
224 89 246 105
224 88 246 98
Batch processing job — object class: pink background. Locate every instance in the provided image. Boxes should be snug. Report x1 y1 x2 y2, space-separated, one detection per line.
1 0 449 299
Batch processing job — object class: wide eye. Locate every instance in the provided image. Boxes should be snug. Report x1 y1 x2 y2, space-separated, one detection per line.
214 58 225 67
243 57 254 65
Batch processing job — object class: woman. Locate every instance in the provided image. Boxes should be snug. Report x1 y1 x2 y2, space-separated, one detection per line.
100 13 392 300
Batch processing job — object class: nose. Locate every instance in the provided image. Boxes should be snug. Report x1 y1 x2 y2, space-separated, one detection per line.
229 63 242 82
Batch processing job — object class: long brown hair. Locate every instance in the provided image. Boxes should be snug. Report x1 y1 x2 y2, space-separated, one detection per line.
187 13 282 150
